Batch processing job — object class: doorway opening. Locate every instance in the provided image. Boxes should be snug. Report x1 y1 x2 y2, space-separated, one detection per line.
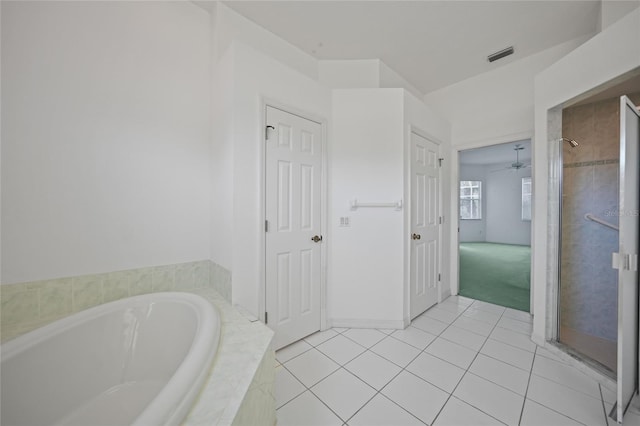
457 140 532 312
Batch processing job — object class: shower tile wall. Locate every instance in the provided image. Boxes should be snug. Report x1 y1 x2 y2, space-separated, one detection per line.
560 92 640 349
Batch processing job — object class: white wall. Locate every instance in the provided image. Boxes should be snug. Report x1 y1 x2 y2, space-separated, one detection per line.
601 0 640 30
1 1 211 284
328 89 451 327
329 89 406 326
458 164 487 242
533 8 640 342
485 166 531 246
424 35 592 146
318 60 380 89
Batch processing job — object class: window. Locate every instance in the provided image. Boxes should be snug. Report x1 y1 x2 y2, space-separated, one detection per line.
460 180 482 220
522 177 532 221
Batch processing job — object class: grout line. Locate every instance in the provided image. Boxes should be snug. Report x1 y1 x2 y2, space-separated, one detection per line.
599 383 612 426
517 344 538 425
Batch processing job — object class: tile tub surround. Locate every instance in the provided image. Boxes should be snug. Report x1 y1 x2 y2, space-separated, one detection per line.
183 287 275 426
0 260 232 342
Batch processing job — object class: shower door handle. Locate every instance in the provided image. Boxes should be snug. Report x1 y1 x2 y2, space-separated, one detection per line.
612 253 638 271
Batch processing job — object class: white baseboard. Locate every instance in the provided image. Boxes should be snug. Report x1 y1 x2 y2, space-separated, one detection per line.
328 318 407 330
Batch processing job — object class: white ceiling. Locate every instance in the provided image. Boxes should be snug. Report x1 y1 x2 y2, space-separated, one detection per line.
460 140 531 165
223 0 601 94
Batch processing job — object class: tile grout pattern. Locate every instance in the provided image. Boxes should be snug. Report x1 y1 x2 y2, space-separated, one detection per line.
275 296 638 426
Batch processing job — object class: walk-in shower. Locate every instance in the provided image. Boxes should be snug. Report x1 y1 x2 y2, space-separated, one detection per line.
557 91 640 374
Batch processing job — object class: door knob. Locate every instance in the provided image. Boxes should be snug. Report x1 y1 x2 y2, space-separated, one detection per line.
412 233 421 240
311 235 323 243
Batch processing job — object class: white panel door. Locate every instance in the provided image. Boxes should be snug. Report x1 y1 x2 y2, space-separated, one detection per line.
410 132 440 319
615 96 639 423
265 106 322 350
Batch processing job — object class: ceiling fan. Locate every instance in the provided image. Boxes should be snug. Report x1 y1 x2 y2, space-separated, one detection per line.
491 144 530 173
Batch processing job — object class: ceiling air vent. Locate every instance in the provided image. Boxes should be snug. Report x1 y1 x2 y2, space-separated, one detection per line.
487 46 514 63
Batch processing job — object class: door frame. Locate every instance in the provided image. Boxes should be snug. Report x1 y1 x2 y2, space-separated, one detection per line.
404 125 444 324
259 98 329 332
450 131 535 314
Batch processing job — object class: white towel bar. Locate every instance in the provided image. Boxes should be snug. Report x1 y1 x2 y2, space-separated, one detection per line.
350 199 403 211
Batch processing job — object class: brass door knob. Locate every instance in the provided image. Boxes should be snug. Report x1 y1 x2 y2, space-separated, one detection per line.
412 233 421 240
311 235 323 243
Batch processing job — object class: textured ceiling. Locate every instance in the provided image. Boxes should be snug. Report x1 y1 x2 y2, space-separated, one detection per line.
224 1 601 94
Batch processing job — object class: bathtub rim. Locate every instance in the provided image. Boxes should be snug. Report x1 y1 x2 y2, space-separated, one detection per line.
1 291 220 426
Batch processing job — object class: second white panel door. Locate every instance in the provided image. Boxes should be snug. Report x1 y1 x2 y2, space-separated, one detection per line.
410 131 440 319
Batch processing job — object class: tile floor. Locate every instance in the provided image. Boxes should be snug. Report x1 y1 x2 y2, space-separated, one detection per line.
275 295 640 426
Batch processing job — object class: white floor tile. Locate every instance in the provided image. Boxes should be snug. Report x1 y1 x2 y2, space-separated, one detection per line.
406 352 465 393
503 308 532 323
489 326 537 353
520 399 583 426
390 326 437 350
453 316 495 336
345 350 401 390
342 328 387 348
423 306 460 323
305 329 340 347
425 337 478 369
534 346 570 364
433 396 505 426
437 300 469 314
277 391 343 426
496 317 532 335
311 369 376 421
461 307 502 325
377 328 395 335
440 325 487 351
370 336 421 367
276 365 306 408
468 354 530 395
411 315 449 335
332 327 349 333
527 374 606 426
481 339 534 371
316 334 367 365
348 394 423 426
277 339 313 363
285 348 340 387
453 372 524 426
381 371 449 425
470 300 506 314
531 355 602 400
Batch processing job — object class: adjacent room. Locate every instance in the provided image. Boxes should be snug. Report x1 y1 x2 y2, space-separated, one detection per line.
458 141 532 312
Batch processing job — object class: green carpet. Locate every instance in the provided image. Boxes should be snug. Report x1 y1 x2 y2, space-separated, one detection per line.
459 242 531 312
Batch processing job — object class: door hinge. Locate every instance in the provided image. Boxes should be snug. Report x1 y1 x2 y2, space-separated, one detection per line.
439 216 444 225
265 220 269 232
265 312 268 324
613 253 638 271
265 125 275 140
438 273 441 282
438 158 444 167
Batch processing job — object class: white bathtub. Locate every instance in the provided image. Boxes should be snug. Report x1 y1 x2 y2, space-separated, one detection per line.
1 292 220 426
